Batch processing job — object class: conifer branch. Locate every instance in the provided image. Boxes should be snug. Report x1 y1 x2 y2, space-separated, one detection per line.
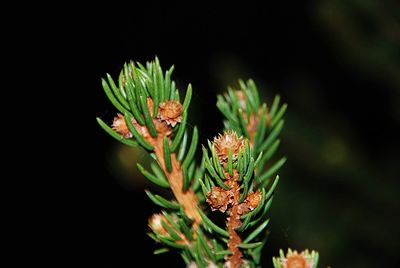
97 57 320 267
97 58 202 227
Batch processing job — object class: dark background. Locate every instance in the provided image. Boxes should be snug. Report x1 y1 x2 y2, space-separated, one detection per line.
87 1 400 267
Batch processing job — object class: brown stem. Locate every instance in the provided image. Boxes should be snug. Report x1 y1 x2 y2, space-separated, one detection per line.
148 135 201 228
116 107 202 229
225 172 243 268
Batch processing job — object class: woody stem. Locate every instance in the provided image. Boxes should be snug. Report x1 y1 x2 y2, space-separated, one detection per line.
151 136 201 228
226 175 244 268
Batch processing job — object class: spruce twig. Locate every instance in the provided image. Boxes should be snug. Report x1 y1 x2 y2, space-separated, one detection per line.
97 57 320 268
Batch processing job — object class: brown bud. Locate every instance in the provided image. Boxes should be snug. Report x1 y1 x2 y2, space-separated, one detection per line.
246 191 262 209
148 213 169 236
158 100 182 127
153 119 172 136
281 251 314 268
286 255 307 268
112 114 132 138
206 186 233 212
237 191 262 215
213 131 244 163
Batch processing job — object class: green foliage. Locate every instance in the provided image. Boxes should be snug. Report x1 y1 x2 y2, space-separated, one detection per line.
137 163 169 188
196 77 288 266
97 57 198 189
97 57 305 267
217 80 287 181
200 134 279 265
